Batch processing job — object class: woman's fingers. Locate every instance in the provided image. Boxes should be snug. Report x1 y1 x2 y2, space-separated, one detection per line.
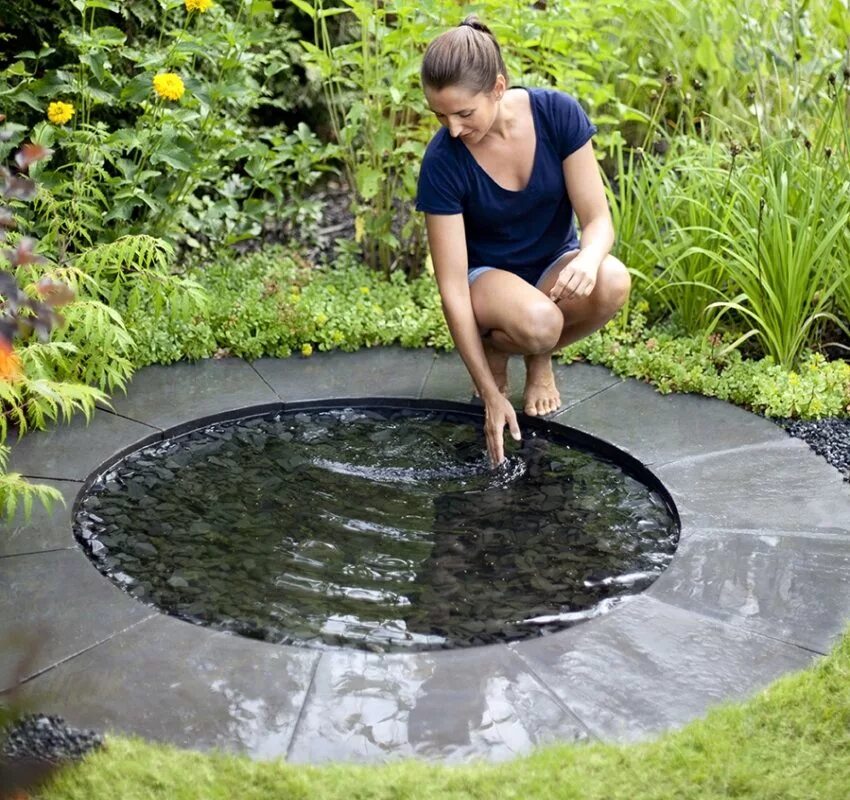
484 397 522 466
549 263 597 302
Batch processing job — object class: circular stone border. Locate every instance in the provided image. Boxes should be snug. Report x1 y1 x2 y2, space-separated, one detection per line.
71 397 682 653
2 347 850 765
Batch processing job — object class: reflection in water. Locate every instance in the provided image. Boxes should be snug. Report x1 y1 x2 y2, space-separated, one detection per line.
75 406 678 652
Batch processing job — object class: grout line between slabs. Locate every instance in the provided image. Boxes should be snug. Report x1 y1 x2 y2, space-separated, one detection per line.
683 526 850 543
248 359 285 403
504 645 599 742
648 596 827 656
553 377 624 417
651 438 801 471
285 650 324 760
93 405 164 432
416 351 439 400
0 546 76 561
11 614 158 689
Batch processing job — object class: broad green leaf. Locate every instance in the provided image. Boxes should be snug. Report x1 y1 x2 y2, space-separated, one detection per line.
249 0 274 15
85 0 121 11
356 166 381 200
91 26 126 46
288 0 316 18
151 148 195 171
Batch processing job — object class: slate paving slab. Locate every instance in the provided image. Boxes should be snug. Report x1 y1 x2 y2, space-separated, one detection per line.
0 549 153 692
647 527 850 654
554 380 786 466
657 438 850 534
14 614 319 759
95 357 280 431
253 347 436 402
420 350 623 410
0 479 80 557
6 410 157 481
286 643 590 765
508 594 815 742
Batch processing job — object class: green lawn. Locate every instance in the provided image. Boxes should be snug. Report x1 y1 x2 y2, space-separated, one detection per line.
34 627 850 800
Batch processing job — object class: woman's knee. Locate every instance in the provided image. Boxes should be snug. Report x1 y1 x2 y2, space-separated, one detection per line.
602 256 631 310
515 301 562 353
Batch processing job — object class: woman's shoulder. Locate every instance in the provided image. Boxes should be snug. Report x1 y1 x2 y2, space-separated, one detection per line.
526 86 584 115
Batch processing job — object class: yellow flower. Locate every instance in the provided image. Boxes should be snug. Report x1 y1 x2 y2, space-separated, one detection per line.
354 216 365 243
185 0 213 10
47 101 75 125
359 286 370 295
315 312 329 326
332 331 344 343
153 73 185 102
301 343 313 357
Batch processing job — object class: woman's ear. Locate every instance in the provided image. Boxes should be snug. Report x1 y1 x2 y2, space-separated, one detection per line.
492 73 507 99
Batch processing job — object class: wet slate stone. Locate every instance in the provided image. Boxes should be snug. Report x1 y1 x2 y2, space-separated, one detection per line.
554 380 785 466
14 614 319 760
0 550 153 692
657 438 850 534
5 411 157 481
94 358 279 431
509 594 815 742
0 480 81 557
253 347 436 401
287 644 590 764
647 527 850 653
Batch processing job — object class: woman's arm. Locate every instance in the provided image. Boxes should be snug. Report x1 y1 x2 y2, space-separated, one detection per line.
425 212 520 463
547 140 615 302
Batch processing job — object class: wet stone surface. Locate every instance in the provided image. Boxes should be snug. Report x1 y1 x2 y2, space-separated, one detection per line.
74 407 678 653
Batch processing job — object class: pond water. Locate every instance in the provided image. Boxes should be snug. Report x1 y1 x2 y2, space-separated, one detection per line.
75 405 679 653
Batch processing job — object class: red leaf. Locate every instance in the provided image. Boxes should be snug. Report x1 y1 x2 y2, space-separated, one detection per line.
14 143 53 172
6 238 45 267
0 336 23 382
35 277 74 307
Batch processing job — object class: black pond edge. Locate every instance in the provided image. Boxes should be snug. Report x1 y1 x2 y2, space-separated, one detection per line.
74 398 681 534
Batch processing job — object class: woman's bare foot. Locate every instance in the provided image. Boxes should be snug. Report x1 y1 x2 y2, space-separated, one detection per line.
473 338 510 397
522 353 561 416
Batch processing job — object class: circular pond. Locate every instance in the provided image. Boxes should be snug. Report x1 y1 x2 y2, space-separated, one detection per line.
74 402 679 653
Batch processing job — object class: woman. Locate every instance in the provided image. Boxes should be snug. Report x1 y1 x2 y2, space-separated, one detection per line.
416 16 631 466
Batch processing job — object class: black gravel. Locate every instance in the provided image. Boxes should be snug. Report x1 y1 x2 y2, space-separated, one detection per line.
1 713 103 768
774 416 850 483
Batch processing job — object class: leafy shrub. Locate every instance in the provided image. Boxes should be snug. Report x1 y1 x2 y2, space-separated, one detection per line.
1 0 332 253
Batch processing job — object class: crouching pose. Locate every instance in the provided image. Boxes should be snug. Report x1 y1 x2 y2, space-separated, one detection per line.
417 15 631 465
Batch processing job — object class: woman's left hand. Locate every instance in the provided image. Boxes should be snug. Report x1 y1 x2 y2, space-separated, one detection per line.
547 253 600 303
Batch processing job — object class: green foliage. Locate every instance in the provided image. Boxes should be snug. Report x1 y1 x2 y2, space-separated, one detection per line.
124 246 450 365
296 0 430 275
0 442 65 520
0 0 330 252
560 306 850 419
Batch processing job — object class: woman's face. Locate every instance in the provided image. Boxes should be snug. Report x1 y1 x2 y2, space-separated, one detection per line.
424 77 505 144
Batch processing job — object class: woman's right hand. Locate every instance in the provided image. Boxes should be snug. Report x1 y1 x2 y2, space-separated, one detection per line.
483 394 522 467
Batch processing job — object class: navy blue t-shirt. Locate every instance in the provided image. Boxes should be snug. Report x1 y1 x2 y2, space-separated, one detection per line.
415 87 597 282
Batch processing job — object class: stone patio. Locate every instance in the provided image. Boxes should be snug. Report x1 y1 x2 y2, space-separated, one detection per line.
2 346 850 765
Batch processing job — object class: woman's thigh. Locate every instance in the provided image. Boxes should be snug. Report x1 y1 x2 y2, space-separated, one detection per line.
468 268 560 338
536 253 631 321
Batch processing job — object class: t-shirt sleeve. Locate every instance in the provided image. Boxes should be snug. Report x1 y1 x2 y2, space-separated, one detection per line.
415 138 465 215
548 90 597 160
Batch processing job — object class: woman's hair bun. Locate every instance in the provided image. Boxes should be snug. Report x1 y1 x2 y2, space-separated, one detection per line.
459 15 493 36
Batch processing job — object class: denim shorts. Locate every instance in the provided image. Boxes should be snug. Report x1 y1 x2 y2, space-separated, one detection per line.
467 248 580 290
